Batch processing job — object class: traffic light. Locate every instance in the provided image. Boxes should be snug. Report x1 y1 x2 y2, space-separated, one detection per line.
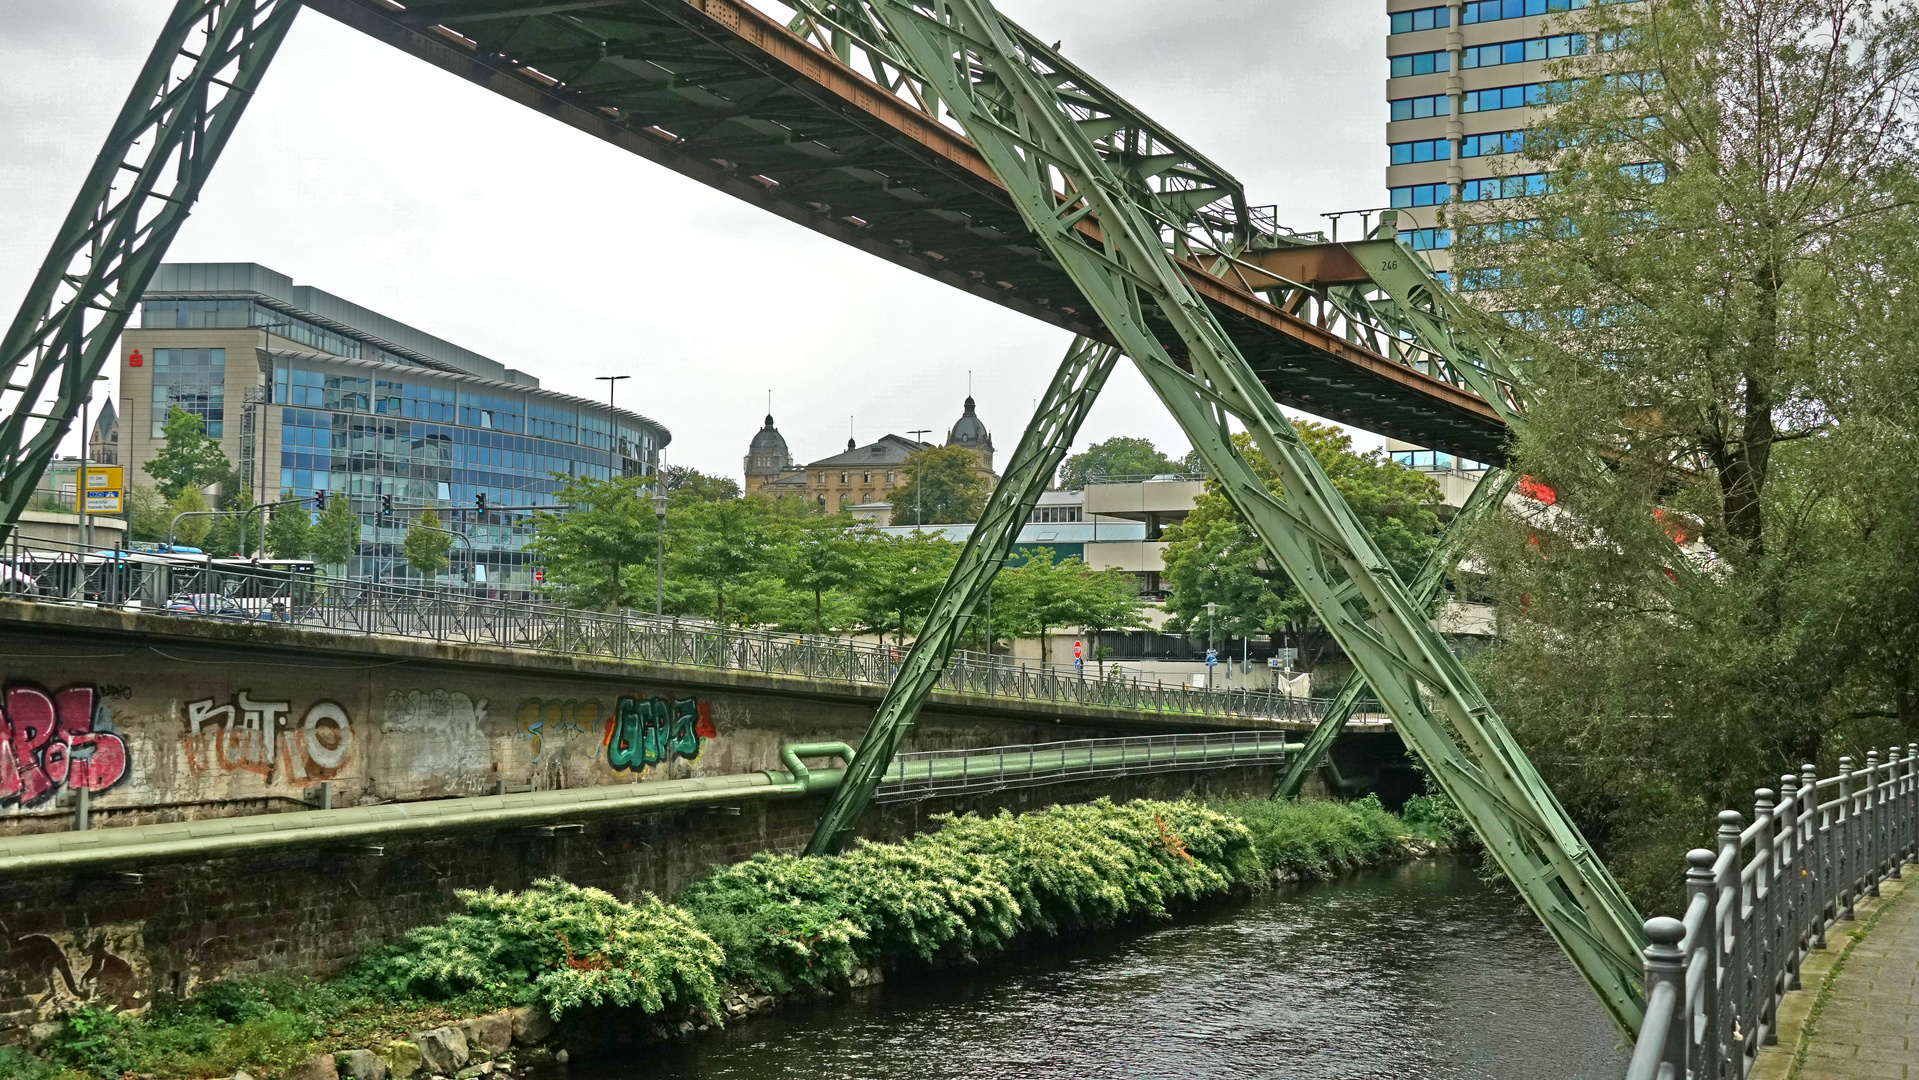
312 490 326 511
475 492 488 513
379 493 393 517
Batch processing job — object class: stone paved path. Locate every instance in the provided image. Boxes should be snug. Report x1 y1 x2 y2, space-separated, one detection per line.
1792 875 1919 1080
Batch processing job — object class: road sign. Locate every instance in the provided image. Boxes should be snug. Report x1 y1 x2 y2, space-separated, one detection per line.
1268 656 1280 670
83 465 123 514
1204 648 1217 667
531 568 544 583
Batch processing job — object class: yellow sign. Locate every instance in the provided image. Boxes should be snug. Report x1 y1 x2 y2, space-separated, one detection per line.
83 465 123 515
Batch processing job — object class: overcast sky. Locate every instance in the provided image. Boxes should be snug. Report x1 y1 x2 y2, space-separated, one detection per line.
0 1 1388 479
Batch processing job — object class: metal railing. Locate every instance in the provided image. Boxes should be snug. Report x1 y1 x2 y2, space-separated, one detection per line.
876 730 1296 803
0 534 1334 724
1626 746 1919 1080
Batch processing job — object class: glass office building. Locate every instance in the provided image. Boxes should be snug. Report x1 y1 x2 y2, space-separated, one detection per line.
123 264 669 589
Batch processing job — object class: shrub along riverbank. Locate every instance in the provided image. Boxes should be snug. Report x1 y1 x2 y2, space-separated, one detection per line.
8 795 1443 1080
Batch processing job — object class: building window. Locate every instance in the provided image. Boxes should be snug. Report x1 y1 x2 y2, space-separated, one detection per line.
1463 130 1527 157
863 472 872 483
1390 183 1451 208
1389 50 1451 78
840 472 848 484
1390 138 1452 165
1462 83 1556 113
152 348 224 438
1390 94 1452 121
1391 449 1487 471
886 472 895 484
1389 6 1451 33
1462 0 1589 24
1463 34 1587 69
1403 227 1452 251
1462 173 1552 201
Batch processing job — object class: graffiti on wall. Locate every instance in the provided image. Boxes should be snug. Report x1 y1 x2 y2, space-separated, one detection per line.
381 690 491 785
1 684 129 807
514 698 599 762
182 692 353 782
14 923 149 1018
602 695 715 771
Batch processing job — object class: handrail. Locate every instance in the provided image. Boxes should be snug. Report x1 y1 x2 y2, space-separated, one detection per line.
0 532 1348 725
1624 746 1919 1079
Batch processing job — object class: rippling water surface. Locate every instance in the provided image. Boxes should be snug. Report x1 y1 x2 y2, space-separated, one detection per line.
581 859 1626 1080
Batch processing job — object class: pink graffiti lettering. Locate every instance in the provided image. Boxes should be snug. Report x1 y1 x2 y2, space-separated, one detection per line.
0 684 129 807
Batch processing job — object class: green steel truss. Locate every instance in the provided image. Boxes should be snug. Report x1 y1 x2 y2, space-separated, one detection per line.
0 0 302 536
1273 466 1518 798
817 0 1649 1034
806 335 1120 854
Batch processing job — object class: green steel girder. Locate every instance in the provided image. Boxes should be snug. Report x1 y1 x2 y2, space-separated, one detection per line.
0 0 302 540
806 334 1120 855
840 0 1648 1036
1273 466 1519 798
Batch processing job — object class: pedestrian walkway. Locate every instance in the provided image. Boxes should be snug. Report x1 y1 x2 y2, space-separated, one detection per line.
1758 872 1918 1080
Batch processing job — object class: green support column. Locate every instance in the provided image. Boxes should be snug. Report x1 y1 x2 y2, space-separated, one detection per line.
0 0 301 538
1274 467 1518 798
857 0 1647 1034
806 335 1120 855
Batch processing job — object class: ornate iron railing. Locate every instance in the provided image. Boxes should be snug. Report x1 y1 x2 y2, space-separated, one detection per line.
877 730 1296 803
1626 746 1919 1079
0 534 1340 725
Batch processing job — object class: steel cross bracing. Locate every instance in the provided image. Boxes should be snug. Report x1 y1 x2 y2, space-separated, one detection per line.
1273 466 1518 798
0 0 303 538
833 0 1649 1034
806 334 1120 854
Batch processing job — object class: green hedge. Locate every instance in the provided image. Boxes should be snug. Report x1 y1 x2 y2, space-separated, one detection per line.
22 795 1419 1079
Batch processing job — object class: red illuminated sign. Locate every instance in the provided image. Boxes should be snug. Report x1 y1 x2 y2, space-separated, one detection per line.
128 349 144 368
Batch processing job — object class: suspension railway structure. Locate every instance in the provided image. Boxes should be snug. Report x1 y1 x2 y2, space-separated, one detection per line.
0 0 1650 1038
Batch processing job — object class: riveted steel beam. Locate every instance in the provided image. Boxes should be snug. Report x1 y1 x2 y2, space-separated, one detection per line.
806 334 1120 855
0 0 302 538
845 0 1647 1035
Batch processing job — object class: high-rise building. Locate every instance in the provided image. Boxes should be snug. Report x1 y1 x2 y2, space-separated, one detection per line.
1385 0 1616 280
122 263 670 586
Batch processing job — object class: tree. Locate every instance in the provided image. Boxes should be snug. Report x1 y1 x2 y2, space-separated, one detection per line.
404 508 452 581
850 530 960 646
166 488 210 548
665 495 790 625
527 475 660 610
891 445 989 525
309 496 360 568
992 546 1146 664
1057 436 1184 489
662 465 741 502
143 406 230 501
124 484 171 544
202 489 258 557
1160 423 1440 664
266 493 313 559
1446 0 1919 910
781 513 864 631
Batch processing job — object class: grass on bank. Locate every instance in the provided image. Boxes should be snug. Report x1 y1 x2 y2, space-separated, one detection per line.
15 794 1439 1080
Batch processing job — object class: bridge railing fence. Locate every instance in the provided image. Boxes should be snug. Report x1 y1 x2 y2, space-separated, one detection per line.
876 729 1296 803
0 534 1329 724
1626 745 1919 1080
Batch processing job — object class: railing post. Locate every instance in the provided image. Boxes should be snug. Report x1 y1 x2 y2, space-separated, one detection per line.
1752 787 1780 1045
1684 848 1720 1080
1888 746 1904 879
1778 773 1804 993
1644 915 1688 1072
1838 756 1856 920
1866 750 1882 896
1800 763 1825 951
1909 743 1919 866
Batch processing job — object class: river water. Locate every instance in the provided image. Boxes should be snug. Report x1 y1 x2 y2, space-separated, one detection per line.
581 859 1627 1080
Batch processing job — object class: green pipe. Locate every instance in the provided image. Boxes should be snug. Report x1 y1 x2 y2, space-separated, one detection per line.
0 738 1291 876
767 742 859 794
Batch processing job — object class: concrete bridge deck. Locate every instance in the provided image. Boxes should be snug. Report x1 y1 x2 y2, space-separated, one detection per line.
1758 869 1919 1080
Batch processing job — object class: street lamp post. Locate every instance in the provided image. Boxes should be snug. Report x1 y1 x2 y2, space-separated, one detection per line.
77 374 107 551
1205 600 1218 690
653 487 668 615
906 428 931 526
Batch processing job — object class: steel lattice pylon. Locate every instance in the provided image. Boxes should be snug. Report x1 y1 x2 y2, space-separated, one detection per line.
816 0 1650 1035
0 0 302 536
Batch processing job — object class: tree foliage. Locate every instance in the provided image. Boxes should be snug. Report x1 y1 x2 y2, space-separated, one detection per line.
1057 436 1187 489
1448 0 1919 909
266 494 312 560
143 406 230 501
528 474 661 609
308 497 359 568
1160 423 1440 658
404 508 453 580
662 465 741 502
890 445 989 525
988 546 1147 663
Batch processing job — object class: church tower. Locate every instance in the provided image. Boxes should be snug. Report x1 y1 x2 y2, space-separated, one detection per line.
742 413 793 494
945 395 994 473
